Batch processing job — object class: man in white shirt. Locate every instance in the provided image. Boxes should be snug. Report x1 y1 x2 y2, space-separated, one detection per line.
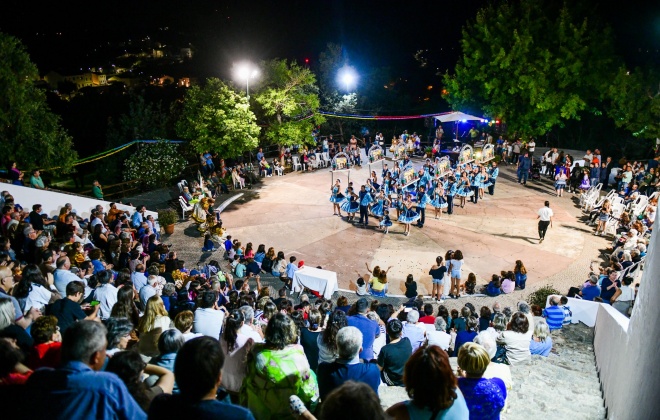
131 264 148 291
54 256 81 296
527 139 535 157
537 201 554 244
193 290 226 339
139 275 159 307
426 317 450 351
93 270 118 320
238 305 264 343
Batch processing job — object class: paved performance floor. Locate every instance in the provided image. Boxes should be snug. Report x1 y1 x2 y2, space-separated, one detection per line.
208 158 601 299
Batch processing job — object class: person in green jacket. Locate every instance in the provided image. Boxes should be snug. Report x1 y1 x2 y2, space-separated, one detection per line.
92 180 104 199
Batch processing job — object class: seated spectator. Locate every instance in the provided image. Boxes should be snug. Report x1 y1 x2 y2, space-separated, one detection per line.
501 272 515 294
318 310 348 365
193 291 225 339
377 319 412 386
579 274 601 301
149 336 254 419
317 326 380 400
173 310 202 341
26 315 61 369
105 317 134 357
542 296 564 331
426 317 451 351
402 309 426 353
485 275 503 297
48 281 98 332
240 313 319 418
453 316 479 357
600 271 621 304
291 380 387 420
137 296 173 358
347 298 381 360
106 350 174 412
418 304 435 324
530 319 553 357
473 331 513 401
93 270 118 320
335 296 351 313
404 274 417 299
611 276 635 316
0 338 33 385
26 321 146 419
457 342 507 419
139 275 159 308
149 329 185 393
451 306 470 332
496 312 531 365
300 309 322 371
386 345 470 419
220 309 254 394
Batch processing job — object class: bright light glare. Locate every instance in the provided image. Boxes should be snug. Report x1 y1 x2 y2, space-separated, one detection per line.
235 63 258 81
337 66 358 91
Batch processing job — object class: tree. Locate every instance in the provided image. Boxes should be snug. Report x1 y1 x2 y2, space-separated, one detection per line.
176 78 260 158
124 141 187 188
0 32 77 173
608 67 660 142
317 43 358 139
443 0 620 138
254 59 324 147
98 93 170 182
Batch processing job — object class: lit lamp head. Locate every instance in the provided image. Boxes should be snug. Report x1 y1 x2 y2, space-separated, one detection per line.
338 66 358 92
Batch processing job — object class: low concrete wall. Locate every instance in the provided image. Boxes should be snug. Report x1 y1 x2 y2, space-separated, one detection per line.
2 183 157 220
546 295 601 327
593 226 660 419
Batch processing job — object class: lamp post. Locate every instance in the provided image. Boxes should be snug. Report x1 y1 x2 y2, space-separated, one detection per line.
337 66 357 93
237 64 258 99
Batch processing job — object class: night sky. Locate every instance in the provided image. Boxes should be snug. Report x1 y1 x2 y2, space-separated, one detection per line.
2 0 658 78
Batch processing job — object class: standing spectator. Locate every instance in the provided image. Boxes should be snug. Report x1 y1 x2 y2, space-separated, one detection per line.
91 180 104 200
377 319 412 386
300 309 323 371
30 170 46 189
317 326 380 400
26 321 146 419
517 152 532 185
542 296 564 331
537 201 553 244
149 336 255 419
347 298 380 361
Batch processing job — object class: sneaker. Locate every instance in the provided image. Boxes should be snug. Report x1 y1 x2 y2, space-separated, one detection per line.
539 237 544 243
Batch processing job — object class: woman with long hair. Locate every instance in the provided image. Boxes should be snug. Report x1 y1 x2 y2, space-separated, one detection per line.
386 345 469 419
330 179 345 216
261 247 276 273
106 350 174 412
317 310 348 364
272 251 287 277
254 244 266 265
513 260 527 290
448 250 464 299
244 242 254 259
398 193 420 236
137 296 172 358
12 264 56 313
111 283 141 327
221 309 254 394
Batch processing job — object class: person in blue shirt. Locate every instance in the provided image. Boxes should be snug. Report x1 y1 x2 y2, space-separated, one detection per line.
358 185 374 226
542 296 565 330
150 336 255 419
488 162 499 195
317 326 381 400
347 298 381 361
530 319 553 357
580 275 601 301
26 321 147 420
415 185 430 228
131 205 145 228
224 235 233 259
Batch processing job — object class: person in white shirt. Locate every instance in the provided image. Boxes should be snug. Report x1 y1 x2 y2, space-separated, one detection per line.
53 256 81 296
527 139 535 157
238 305 265 343
93 270 118 320
537 201 554 244
193 290 226 339
426 317 451 351
139 275 160 307
130 264 148 292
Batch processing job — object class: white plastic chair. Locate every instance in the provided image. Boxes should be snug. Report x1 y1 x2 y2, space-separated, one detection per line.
592 189 617 211
322 152 331 167
231 172 244 189
629 195 649 218
292 156 302 171
179 197 193 220
315 153 326 168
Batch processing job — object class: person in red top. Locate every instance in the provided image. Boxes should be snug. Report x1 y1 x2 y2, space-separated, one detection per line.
0 338 33 385
419 304 436 325
27 315 62 369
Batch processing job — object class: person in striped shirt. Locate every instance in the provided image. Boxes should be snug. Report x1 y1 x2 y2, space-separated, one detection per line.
542 296 564 330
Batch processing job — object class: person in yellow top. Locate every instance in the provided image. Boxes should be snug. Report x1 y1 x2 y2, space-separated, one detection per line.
106 203 128 223
365 263 392 297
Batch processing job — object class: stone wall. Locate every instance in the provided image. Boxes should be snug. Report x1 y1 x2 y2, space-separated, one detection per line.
594 226 660 419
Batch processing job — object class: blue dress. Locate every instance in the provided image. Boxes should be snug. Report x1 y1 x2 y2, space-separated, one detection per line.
430 192 448 209
398 205 420 223
341 195 359 213
481 174 493 188
473 173 485 188
371 199 386 217
456 180 474 197
329 186 344 203
458 377 507 420
380 215 393 227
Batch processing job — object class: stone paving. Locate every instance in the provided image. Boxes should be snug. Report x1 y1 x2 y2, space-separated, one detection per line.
158 157 614 312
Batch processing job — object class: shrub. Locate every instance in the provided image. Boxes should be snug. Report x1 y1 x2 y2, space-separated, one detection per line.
157 208 178 226
124 141 187 188
527 284 561 308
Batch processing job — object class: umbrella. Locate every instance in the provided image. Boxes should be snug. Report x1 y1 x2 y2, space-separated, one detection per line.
434 111 485 142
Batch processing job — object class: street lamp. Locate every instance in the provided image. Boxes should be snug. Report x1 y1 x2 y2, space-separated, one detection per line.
236 64 259 99
337 66 358 92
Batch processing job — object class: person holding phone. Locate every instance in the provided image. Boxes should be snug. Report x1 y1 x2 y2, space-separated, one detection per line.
48 281 99 332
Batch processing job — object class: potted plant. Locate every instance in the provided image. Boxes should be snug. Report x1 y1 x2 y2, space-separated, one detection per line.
157 208 178 235
424 146 433 158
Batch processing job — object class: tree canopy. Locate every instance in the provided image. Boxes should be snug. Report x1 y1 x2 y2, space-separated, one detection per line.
607 66 660 141
176 78 260 157
254 59 325 147
0 32 77 173
443 0 620 138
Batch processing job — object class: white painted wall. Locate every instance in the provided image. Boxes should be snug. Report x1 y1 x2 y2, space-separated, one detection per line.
594 227 659 419
2 183 157 220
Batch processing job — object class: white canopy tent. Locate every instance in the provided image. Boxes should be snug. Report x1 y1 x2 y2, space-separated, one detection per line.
434 111 485 143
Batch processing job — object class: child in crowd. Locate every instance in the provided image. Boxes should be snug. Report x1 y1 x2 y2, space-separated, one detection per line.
356 277 369 296
464 272 476 295
202 233 216 252
380 209 393 233
561 296 572 326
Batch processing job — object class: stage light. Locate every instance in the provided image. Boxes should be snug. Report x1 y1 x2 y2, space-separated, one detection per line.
337 66 358 92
